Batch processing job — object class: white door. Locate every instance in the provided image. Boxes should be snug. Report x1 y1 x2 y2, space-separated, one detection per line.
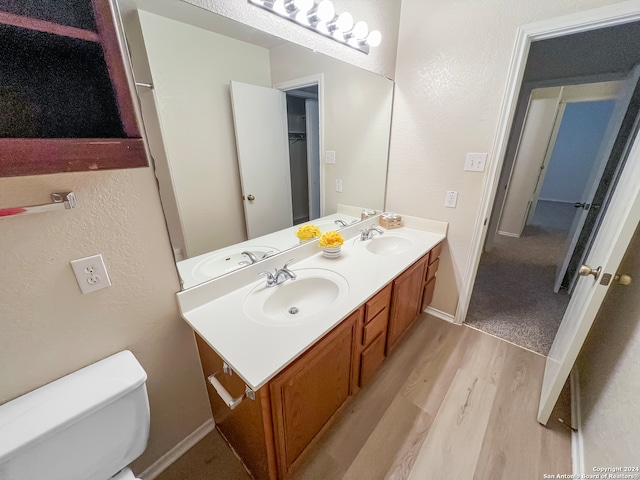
538 111 640 424
230 81 293 239
553 67 640 292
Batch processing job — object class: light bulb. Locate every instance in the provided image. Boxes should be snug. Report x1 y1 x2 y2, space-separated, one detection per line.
293 0 313 12
272 0 287 15
295 10 310 25
327 11 352 33
316 0 335 22
366 30 381 47
315 21 330 34
351 21 368 40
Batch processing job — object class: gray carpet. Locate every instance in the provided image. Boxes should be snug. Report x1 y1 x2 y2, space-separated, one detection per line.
466 201 574 355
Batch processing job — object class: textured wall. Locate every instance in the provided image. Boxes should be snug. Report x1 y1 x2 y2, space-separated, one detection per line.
577 224 640 471
181 0 401 80
386 0 623 316
0 168 211 474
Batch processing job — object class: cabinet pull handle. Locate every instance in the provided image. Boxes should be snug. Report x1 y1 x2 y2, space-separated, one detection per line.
207 364 256 410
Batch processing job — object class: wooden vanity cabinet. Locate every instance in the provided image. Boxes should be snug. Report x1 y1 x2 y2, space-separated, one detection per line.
193 242 443 480
386 254 429 354
0 0 147 176
195 309 362 480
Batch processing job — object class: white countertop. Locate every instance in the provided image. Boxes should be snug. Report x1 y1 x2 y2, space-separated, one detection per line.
177 215 446 391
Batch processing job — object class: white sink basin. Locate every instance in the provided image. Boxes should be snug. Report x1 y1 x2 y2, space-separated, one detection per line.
191 246 278 281
243 269 349 326
365 236 412 256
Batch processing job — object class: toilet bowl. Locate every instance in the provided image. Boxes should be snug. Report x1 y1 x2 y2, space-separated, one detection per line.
0 350 150 480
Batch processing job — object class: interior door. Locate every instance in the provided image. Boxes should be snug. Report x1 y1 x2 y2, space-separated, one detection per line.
230 81 293 239
537 113 640 424
553 67 640 292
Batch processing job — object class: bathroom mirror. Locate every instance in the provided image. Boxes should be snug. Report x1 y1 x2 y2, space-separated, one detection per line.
117 0 394 289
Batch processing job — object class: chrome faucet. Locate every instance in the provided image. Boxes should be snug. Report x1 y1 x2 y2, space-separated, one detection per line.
334 219 348 227
242 251 259 264
260 260 297 287
242 250 275 264
360 226 384 241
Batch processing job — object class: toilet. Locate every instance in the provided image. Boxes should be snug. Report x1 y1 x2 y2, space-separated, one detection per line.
0 350 150 480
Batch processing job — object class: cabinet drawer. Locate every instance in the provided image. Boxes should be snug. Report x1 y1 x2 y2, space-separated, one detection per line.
365 283 392 324
362 307 389 346
359 333 386 387
430 242 443 263
426 257 439 283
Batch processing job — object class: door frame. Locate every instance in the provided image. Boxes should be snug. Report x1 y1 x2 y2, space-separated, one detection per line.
274 74 325 218
456 2 640 324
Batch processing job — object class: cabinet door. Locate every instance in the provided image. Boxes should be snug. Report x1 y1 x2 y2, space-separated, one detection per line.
387 255 428 353
270 313 357 476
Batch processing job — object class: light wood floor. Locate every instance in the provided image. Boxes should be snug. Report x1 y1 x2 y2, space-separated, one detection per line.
154 315 572 480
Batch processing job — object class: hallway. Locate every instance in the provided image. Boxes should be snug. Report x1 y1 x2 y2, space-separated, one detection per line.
465 201 574 355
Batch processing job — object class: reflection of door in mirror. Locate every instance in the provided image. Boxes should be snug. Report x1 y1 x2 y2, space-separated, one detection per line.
230 81 322 239
230 81 293 239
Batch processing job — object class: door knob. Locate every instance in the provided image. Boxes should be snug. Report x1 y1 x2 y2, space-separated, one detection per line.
614 274 632 286
247 194 255 201
579 264 601 280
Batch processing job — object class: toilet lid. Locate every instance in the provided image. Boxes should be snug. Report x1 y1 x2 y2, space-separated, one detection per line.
110 468 138 480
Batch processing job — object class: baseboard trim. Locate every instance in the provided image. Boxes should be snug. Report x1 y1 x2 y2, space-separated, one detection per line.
424 306 456 324
139 418 215 480
497 230 521 238
570 369 585 476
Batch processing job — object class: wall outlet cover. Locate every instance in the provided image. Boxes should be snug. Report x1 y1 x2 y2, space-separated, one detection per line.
445 190 458 208
70 254 112 294
336 179 343 192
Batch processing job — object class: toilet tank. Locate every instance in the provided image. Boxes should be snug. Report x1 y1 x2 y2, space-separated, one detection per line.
0 350 149 480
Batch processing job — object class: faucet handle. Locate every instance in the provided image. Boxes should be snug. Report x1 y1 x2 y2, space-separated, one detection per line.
259 270 276 286
261 251 275 259
282 260 297 280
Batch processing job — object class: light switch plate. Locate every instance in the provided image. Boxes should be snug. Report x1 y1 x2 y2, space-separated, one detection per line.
325 151 336 164
70 254 112 294
464 153 487 171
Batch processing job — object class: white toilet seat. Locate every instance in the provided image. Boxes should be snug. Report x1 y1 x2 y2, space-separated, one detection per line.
110 467 139 480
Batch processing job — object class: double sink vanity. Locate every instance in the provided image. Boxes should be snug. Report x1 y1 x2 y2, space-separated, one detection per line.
177 213 446 480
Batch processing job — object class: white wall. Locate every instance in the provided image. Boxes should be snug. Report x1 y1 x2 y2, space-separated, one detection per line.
0 169 211 474
539 100 615 203
576 224 640 471
386 0 624 316
138 10 273 258
270 42 393 215
498 87 562 236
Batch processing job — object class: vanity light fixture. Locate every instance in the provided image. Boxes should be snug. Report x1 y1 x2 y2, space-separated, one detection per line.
248 0 381 54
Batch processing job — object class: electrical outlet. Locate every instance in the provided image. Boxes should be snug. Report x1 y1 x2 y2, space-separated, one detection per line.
445 191 458 208
464 153 487 172
70 254 112 294
325 151 336 164
336 179 343 192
